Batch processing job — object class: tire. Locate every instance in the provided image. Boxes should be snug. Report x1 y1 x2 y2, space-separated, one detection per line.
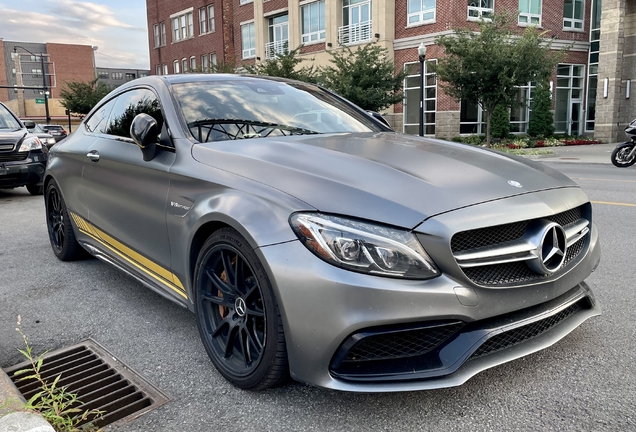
26 183 43 195
611 144 636 167
194 228 288 390
45 180 88 261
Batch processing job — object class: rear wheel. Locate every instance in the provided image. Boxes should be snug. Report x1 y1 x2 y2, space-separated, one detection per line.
611 144 636 167
45 180 87 261
194 228 288 390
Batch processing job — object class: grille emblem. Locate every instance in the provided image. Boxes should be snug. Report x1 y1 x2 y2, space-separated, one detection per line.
529 223 567 274
508 180 523 188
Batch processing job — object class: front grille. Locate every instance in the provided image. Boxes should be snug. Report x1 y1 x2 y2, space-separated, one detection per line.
0 152 28 162
451 206 583 253
343 323 464 362
470 300 584 360
451 205 588 286
4 339 168 429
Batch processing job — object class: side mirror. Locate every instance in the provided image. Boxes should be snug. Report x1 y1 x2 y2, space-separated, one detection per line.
130 113 158 161
23 120 36 129
366 110 391 128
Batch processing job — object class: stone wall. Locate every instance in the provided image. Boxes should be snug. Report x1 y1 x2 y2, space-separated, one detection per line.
436 111 461 140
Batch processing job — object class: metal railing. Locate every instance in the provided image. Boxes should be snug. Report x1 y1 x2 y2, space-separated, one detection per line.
337 21 372 45
265 40 289 59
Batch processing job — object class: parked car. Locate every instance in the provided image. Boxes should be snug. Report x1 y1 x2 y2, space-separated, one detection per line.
0 102 47 195
40 124 67 142
23 121 57 149
44 74 600 392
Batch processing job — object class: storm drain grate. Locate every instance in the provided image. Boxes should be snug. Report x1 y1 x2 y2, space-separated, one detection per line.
4 339 169 428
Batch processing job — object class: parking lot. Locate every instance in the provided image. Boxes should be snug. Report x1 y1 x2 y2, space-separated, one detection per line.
1 161 635 431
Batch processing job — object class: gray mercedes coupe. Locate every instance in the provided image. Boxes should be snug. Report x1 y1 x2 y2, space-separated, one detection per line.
44 74 600 392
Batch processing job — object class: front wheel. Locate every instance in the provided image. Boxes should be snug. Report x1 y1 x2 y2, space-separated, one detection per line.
45 180 88 261
194 228 288 390
611 144 636 167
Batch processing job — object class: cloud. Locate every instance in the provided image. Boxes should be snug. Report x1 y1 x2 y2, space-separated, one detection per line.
0 1 149 69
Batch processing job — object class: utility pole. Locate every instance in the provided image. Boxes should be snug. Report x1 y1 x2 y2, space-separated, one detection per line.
14 46 51 124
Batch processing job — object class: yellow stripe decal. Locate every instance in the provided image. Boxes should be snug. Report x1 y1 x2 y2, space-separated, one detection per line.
69 212 187 298
591 200 636 207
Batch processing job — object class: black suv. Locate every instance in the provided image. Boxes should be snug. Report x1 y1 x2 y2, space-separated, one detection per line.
0 102 47 195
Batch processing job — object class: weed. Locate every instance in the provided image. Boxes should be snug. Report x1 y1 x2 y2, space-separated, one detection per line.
13 316 103 432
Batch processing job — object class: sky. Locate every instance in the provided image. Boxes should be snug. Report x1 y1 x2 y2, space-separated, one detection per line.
0 0 149 69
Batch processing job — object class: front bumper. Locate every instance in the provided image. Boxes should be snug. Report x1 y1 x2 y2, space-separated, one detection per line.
256 220 600 392
0 158 46 189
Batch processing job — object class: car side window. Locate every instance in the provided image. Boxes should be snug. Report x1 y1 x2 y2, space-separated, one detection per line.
103 89 164 139
85 98 117 134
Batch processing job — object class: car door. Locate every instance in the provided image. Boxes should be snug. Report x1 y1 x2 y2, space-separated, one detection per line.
81 87 180 296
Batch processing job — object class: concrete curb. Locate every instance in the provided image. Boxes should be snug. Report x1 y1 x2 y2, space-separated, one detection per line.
0 369 54 432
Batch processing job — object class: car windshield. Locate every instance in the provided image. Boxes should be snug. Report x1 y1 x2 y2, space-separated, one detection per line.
171 78 382 143
0 105 22 130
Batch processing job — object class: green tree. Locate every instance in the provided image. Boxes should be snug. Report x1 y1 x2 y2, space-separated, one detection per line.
490 104 511 139
243 45 317 82
59 78 111 117
318 43 406 112
430 15 563 147
527 80 555 137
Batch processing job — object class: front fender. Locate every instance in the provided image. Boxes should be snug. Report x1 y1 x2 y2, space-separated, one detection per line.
615 141 635 149
166 185 314 303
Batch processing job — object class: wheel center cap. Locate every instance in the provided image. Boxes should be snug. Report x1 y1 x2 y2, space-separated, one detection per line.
235 298 247 317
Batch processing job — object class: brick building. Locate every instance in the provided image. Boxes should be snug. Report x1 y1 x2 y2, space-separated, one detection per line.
146 0 635 142
0 39 95 119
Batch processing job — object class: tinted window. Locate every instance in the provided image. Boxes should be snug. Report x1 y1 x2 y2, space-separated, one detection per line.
0 104 22 130
104 89 164 139
85 98 117 134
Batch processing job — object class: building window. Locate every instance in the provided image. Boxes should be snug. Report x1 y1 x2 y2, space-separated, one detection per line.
111 72 123 80
301 1 326 43
585 0 601 131
174 60 180 74
160 22 166 46
460 101 486 134
518 0 541 25
408 0 436 25
173 11 194 42
200 7 207 34
208 5 215 32
211 53 217 66
182 58 188 73
201 54 209 72
241 23 256 59
266 15 289 59
139 72 148 78
468 0 494 20
403 60 437 136
98 71 109 79
339 0 372 45
555 64 585 135
153 24 161 47
510 82 535 133
240 0 252 4
190 56 196 71
563 0 584 30
162 64 168 75
125 73 136 81
155 65 161 75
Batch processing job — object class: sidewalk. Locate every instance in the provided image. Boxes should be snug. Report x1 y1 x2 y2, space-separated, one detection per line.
0 372 54 432
525 142 617 164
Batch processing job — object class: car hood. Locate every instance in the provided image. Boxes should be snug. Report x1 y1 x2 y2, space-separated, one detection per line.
0 129 27 146
191 132 578 228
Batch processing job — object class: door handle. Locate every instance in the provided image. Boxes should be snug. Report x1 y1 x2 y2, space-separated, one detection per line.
86 150 100 162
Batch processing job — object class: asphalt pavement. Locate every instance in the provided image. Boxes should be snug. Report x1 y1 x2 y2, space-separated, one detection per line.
1 143 635 432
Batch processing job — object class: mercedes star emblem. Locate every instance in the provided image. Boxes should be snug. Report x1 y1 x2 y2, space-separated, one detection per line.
508 180 523 188
235 297 247 317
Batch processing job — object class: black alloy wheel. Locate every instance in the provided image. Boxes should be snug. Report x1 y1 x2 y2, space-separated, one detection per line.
194 228 288 390
611 145 636 167
45 180 87 261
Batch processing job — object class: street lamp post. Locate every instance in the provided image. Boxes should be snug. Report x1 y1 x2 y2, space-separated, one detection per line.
14 46 51 124
418 42 427 137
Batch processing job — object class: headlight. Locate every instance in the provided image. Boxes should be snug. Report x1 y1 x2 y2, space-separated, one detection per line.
46 138 56 145
290 213 440 279
18 136 42 152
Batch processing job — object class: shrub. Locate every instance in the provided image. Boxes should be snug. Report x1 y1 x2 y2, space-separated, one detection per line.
490 104 512 139
528 81 555 137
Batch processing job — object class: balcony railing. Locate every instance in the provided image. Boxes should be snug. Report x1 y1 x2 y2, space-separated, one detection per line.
337 21 372 45
265 40 289 59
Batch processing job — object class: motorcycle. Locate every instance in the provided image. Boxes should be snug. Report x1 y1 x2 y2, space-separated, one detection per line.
611 118 636 167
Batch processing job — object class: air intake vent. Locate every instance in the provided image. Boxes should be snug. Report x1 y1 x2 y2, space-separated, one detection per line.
4 339 169 429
